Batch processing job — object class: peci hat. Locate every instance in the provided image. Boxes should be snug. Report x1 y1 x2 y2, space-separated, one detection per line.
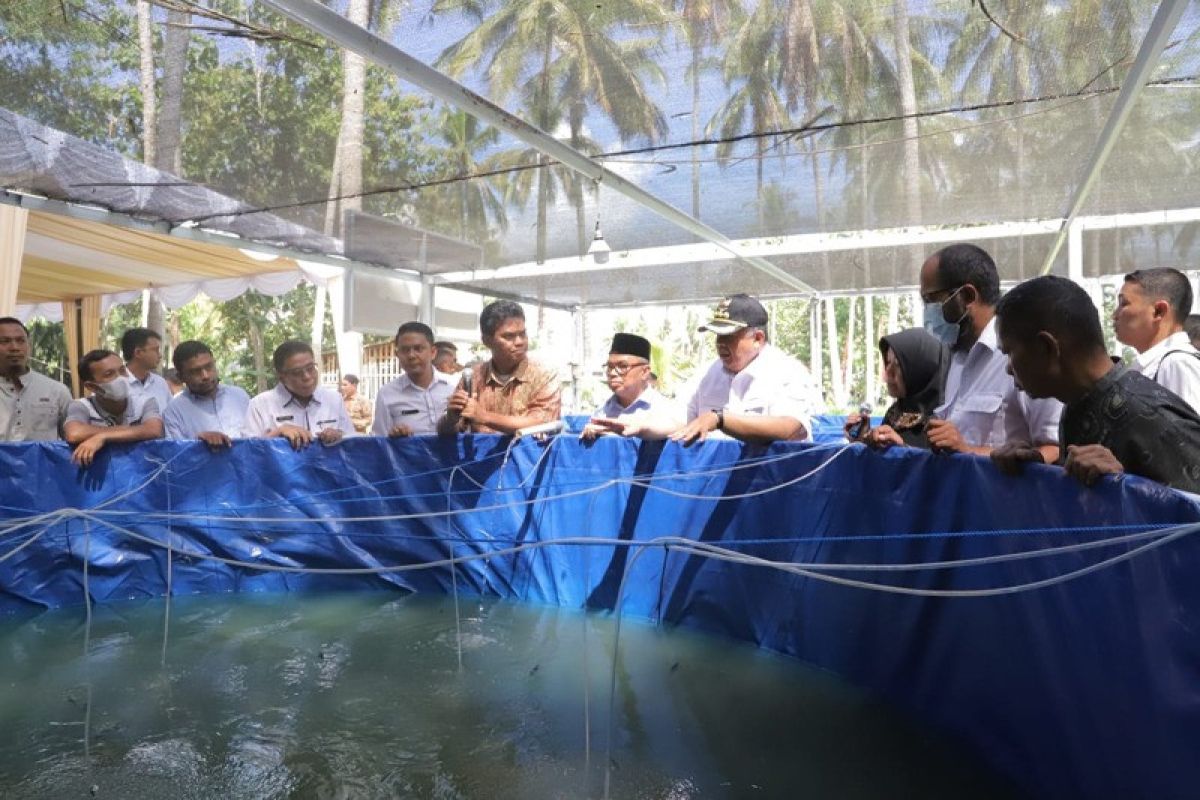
609 332 652 361
698 294 769 335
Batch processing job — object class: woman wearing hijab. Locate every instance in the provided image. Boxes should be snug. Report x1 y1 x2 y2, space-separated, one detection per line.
845 328 948 449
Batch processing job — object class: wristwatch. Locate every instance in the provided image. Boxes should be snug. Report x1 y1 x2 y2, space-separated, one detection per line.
711 408 725 431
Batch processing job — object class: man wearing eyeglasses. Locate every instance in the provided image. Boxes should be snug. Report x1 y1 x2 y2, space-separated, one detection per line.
243 340 354 449
672 294 821 445
581 333 683 440
919 243 1060 464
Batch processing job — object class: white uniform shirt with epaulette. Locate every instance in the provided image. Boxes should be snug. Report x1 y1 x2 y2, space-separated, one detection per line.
686 344 821 442
371 370 456 436
243 383 354 437
0 370 72 441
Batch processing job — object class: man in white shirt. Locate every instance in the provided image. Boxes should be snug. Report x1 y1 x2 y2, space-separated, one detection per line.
582 332 684 440
163 340 251 448
121 327 174 413
1114 268 1200 415
673 294 822 445
919 243 1061 462
64 349 164 466
372 322 456 437
0 317 71 442
244 341 354 449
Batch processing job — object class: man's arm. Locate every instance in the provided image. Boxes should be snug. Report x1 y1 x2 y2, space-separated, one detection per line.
671 410 804 446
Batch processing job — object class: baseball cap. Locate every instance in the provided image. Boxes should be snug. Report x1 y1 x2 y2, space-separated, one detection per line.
698 294 769 335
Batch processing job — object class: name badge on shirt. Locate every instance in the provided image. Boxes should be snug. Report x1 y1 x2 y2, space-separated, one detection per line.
275 415 295 422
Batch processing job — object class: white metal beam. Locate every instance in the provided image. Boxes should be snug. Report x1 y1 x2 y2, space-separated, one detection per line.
262 0 818 297
1039 0 1188 274
432 218 1066 285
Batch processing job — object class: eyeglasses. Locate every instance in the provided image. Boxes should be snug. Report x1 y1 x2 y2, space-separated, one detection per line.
920 285 963 305
602 361 649 376
281 362 319 379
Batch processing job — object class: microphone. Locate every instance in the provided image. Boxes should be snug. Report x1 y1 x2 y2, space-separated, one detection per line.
850 402 872 439
459 369 473 396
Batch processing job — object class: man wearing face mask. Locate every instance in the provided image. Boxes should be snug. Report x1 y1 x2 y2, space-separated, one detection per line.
64 349 164 466
919 243 1061 462
673 294 821 445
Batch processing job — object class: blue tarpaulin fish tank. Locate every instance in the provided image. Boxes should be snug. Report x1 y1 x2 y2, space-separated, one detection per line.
2 434 1198 799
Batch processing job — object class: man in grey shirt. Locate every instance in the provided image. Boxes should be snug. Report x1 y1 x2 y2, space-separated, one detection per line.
65 349 164 466
0 317 71 442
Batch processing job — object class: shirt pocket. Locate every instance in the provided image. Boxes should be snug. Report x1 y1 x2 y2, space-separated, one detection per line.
955 392 1006 445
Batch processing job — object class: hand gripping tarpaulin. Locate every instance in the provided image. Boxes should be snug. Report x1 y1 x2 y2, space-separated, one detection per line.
1 436 1199 799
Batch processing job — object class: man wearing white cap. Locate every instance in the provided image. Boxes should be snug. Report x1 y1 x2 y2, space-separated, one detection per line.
673 294 822 445
582 332 684 440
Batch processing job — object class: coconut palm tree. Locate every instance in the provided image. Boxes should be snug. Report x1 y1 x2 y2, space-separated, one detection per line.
436 108 508 243
437 0 667 262
675 0 740 220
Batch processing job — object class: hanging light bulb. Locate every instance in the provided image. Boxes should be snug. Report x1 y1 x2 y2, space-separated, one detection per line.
586 176 610 264
587 219 611 264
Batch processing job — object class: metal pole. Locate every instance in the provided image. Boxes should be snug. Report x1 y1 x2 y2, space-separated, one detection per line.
263 0 817 296
1039 0 1187 275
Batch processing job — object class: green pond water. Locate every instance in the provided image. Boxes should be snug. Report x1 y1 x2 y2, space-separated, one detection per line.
0 592 1018 799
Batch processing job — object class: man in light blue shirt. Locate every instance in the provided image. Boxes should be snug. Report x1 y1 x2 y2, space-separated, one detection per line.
582 333 684 440
163 340 250 448
121 327 175 413
372 321 456 437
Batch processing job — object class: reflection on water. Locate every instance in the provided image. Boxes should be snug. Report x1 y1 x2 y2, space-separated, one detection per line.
0 593 1017 799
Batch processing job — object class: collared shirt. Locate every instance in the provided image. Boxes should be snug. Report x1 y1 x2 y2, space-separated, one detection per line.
243 384 354 437
0 369 72 441
372 370 456 436
595 387 685 431
127 369 175 415
459 357 561 434
344 394 374 434
935 317 1062 448
1061 364 1200 493
163 384 251 439
686 344 822 441
66 393 161 427
1130 331 1200 416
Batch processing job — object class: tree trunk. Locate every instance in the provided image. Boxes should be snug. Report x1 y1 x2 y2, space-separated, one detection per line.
534 29 555 264
136 1 156 166
312 284 326 366
824 297 844 408
691 37 702 222
810 298 823 393
892 0 923 270
155 8 188 175
864 296 876 405
843 295 856 400
248 318 268 393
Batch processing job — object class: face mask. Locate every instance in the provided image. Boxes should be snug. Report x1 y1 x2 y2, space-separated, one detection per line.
923 287 968 346
93 375 130 402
